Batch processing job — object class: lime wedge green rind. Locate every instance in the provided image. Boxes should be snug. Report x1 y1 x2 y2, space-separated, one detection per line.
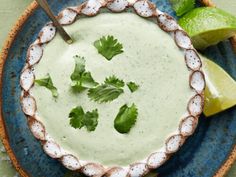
179 7 236 37
192 28 236 49
179 7 236 49
169 0 195 16
202 56 236 117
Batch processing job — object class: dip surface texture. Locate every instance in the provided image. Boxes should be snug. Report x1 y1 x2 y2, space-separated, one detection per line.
31 13 193 166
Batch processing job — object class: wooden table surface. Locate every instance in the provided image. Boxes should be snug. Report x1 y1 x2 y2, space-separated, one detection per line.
0 0 235 176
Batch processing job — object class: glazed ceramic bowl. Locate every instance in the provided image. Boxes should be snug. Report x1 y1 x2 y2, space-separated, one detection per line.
1 0 236 177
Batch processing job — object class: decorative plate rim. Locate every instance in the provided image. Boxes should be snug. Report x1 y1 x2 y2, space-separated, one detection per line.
0 0 233 177
20 0 205 176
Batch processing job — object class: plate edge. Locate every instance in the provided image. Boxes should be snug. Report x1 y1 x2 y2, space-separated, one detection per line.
0 0 235 177
0 1 38 177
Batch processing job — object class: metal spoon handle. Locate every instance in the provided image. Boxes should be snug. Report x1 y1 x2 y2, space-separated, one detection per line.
35 0 73 44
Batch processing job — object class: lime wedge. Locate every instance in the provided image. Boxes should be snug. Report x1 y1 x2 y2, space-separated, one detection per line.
202 55 236 117
169 0 195 16
178 7 236 49
208 0 236 53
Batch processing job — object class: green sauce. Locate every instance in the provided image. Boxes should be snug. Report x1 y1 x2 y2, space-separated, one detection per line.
31 13 193 166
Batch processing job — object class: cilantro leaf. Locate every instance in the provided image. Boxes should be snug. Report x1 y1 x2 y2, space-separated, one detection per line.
88 84 123 103
105 75 125 88
127 82 139 93
71 72 98 92
169 0 195 16
70 55 85 80
69 106 98 131
35 74 58 97
83 109 99 131
69 106 84 129
114 104 138 134
71 56 98 92
94 35 124 60
88 75 125 103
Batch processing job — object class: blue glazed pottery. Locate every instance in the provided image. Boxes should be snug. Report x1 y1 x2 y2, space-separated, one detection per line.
1 0 236 176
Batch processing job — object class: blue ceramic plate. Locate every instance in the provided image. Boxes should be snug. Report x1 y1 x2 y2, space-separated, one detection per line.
1 0 236 177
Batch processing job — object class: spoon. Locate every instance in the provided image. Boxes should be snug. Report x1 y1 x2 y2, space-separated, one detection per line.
35 0 73 44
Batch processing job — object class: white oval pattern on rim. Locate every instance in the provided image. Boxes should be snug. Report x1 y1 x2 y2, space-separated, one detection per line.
20 0 205 176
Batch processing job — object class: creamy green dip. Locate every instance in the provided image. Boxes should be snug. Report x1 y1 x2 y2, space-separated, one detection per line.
31 13 193 166
212 0 236 16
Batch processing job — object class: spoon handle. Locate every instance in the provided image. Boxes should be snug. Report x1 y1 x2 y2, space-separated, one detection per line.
35 0 73 44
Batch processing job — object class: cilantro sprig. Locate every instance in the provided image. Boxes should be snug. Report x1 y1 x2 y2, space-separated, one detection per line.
114 104 138 134
69 106 98 131
70 55 98 92
88 75 125 103
94 35 124 60
127 82 139 93
35 74 58 98
105 75 125 88
88 85 123 103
